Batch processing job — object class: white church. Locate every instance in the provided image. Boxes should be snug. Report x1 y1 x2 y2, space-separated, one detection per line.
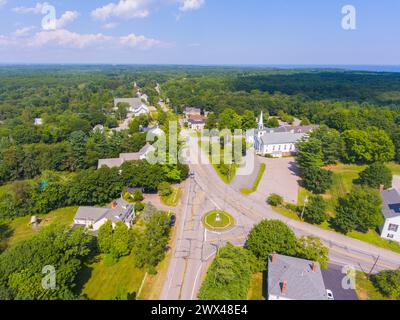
249 112 315 158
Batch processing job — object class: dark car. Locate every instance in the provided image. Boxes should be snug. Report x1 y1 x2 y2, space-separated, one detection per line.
170 215 176 226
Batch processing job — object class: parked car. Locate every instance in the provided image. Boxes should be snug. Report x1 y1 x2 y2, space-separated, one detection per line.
170 215 176 226
326 289 334 300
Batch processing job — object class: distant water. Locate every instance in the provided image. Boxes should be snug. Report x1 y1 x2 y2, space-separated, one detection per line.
248 65 400 73
1 64 400 73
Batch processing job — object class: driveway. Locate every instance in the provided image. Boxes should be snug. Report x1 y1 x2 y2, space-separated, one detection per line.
321 264 358 300
393 176 400 192
250 157 300 205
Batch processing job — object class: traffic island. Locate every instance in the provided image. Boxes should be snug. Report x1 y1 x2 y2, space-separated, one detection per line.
202 210 235 232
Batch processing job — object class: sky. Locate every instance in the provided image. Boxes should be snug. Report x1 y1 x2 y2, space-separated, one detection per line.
0 0 399 65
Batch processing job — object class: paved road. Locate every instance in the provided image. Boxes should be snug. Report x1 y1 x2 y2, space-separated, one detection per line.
161 132 400 300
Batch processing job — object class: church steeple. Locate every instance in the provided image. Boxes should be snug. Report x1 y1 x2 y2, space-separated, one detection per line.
258 111 264 130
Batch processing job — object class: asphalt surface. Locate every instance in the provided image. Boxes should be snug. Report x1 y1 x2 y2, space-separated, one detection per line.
161 131 400 301
321 264 358 300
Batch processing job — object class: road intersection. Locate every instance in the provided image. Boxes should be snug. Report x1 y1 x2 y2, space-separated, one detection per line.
161 132 400 300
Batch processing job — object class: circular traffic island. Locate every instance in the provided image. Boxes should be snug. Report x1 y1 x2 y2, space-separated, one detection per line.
202 210 235 232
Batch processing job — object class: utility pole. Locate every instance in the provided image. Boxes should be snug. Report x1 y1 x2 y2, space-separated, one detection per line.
300 196 309 220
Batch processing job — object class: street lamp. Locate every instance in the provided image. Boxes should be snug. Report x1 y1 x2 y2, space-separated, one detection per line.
300 196 309 221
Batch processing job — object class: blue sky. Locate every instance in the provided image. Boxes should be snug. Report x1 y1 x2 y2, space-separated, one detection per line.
0 0 399 64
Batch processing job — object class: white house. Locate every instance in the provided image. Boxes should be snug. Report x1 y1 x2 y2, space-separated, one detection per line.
73 198 135 231
380 189 400 242
114 98 149 117
252 112 314 157
268 254 328 300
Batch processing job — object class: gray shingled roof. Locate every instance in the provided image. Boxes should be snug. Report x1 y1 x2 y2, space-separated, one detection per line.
98 144 154 169
268 254 328 300
114 98 143 110
74 199 134 225
261 132 306 145
382 189 400 219
266 125 316 134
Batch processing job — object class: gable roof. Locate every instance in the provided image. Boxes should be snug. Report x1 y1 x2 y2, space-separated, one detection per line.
74 198 134 225
265 125 316 134
382 189 400 219
114 98 144 110
268 254 327 300
261 132 306 145
98 143 155 169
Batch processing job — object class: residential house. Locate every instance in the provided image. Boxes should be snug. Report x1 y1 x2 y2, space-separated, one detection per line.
380 188 400 242
252 112 314 157
141 125 164 137
268 254 328 300
184 107 202 117
73 198 135 231
98 143 155 169
188 114 206 131
114 98 149 117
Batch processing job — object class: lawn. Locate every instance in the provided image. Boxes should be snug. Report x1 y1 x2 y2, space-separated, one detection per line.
80 253 146 300
2 206 78 248
161 187 182 207
247 272 265 300
283 162 400 254
240 163 266 195
199 138 239 184
356 272 391 300
203 210 235 231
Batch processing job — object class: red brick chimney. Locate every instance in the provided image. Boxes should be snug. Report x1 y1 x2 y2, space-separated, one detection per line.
112 201 118 209
271 252 276 263
379 184 385 193
281 281 287 295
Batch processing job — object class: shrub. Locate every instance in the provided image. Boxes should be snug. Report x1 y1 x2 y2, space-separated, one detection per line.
371 269 400 299
158 182 172 197
267 194 283 206
303 195 328 225
134 202 145 212
133 189 144 202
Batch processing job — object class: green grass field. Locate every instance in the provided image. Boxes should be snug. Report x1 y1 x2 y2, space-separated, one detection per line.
203 210 235 231
80 253 146 300
1 206 78 248
247 272 265 300
356 272 392 300
240 164 266 195
161 187 182 207
293 163 400 254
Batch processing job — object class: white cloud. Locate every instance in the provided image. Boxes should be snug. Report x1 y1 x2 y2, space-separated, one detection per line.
179 0 205 12
91 0 150 20
28 29 112 49
119 33 161 49
56 10 79 28
13 2 49 14
0 29 163 50
102 22 119 29
0 0 7 8
13 26 36 37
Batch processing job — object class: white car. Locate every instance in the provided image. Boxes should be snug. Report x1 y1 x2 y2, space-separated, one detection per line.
326 289 334 300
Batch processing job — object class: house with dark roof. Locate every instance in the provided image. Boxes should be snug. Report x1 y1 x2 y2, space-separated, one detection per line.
380 188 400 242
73 198 135 231
267 254 328 300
